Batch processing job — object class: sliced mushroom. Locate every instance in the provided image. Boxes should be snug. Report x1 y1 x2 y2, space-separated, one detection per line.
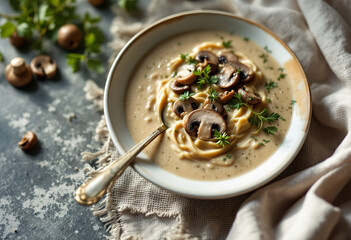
219 90 235 104
238 86 262 105
217 62 240 89
176 64 197 85
170 80 190 95
195 50 219 74
218 52 238 64
203 98 224 115
228 61 255 83
183 109 226 140
173 97 199 118
30 55 57 78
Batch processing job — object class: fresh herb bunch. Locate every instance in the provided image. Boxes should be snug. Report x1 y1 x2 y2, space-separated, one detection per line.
193 65 218 89
214 129 230 148
227 92 280 134
179 91 194 101
0 0 104 73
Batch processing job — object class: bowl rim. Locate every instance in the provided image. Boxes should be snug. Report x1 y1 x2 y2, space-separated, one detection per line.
104 10 312 199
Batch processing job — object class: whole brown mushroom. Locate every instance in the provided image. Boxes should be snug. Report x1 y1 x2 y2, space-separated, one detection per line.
88 0 104 7
9 31 27 48
5 57 32 87
58 24 82 50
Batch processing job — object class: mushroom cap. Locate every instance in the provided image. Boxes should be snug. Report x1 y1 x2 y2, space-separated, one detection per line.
219 90 235 104
5 57 32 87
228 61 255 83
173 97 199 118
18 131 38 151
88 0 104 6
176 64 197 85
170 80 190 95
218 52 238 64
183 109 226 140
203 98 224 115
217 62 240 89
238 85 262 105
9 31 27 48
58 24 82 50
30 55 57 78
195 50 219 74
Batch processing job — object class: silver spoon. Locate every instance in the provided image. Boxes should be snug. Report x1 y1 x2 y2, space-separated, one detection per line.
75 111 168 206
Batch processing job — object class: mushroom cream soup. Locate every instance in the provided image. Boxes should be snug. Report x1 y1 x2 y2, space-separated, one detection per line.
125 30 293 180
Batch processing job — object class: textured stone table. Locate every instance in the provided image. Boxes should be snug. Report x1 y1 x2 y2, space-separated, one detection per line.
0 1 114 239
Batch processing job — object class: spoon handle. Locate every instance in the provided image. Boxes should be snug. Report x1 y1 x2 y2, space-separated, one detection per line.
75 124 166 206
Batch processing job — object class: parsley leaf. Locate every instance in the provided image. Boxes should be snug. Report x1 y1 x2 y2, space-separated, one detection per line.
193 65 212 89
277 73 286 81
66 53 85 73
264 81 278 92
208 89 218 102
222 40 232 48
264 45 272 53
179 91 194 101
214 130 230 148
291 99 296 105
227 92 246 110
180 53 196 65
0 21 16 38
263 126 278 135
0 51 3 62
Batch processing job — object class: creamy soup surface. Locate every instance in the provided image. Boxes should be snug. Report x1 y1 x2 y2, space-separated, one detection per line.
125 30 293 180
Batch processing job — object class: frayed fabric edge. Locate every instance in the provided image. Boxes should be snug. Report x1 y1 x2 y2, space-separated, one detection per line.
82 80 193 240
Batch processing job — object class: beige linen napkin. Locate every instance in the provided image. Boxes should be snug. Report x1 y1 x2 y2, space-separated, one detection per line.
82 0 351 239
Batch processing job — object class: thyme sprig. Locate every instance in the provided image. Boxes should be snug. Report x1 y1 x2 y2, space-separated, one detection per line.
214 130 230 148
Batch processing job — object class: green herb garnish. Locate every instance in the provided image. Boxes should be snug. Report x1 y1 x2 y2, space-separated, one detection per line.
259 53 269 63
179 91 194 101
291 99 296 105
208 89 218 102
222 40 232 48
180 53 196 65
263 126 278 135
264 45 272 53
243 37 250 42
277 73 286 81
214 130 230 148
118 0 138 12
193 65 212 89
264 81 278 92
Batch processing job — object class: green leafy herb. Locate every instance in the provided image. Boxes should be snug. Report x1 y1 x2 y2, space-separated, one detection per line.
214 130 230 148
226 154 232 159
264 80 278 92
280 116 286 121
222 40 232 48
0 21 16 38
193 65 213 89
262 139 270 143
118 0 138 12
244 37 250 42
250 136 258 141
278 67 284 72
180 53 196 65
259 142 265 146
227 92 246 110
208 89 218 102
278 73 286 80
179 91 194 101
264 45 272 53
291 99 296 105
259 53 269 63
0 51 3 62
248 108 280 134
171 71 177 77
263 126 278 135
267 98 272 103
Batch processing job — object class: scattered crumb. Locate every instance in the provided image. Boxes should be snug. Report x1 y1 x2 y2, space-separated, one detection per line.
74 167 78 171
14 229 18 233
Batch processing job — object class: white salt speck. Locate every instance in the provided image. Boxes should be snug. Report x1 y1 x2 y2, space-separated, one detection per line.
8 112 30 132
75 230 79 234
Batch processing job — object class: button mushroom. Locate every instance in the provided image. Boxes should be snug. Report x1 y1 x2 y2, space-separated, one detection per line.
203 98 224 115
229 61 255 83
18 131 38 151
183 109 226 140
219 90 235 104
5 57 32 87
218 52 238 64
238 85 262 105
217 62 240 89
30 55 57 79
175 64 197 85
170 80 190 95
195 50 219 74
58 24 82 50
173 97 199 118
10 31 27 48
